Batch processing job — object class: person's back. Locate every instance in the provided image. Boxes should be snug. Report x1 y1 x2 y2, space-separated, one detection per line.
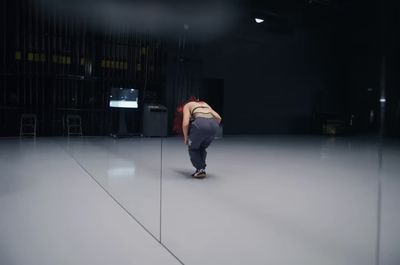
186 101 221 121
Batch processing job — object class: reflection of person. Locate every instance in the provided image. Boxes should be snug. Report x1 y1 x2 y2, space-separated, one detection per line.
174 97 222 178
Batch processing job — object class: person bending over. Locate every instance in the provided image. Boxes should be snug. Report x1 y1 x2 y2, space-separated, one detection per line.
174 97 222 178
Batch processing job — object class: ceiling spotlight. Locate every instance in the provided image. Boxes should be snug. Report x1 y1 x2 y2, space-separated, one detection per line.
255 18 264 24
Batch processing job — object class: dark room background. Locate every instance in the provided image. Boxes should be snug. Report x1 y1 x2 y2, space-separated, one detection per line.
1 0 399 137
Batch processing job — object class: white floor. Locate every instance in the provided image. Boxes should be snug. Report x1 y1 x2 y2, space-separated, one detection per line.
0 136 399 265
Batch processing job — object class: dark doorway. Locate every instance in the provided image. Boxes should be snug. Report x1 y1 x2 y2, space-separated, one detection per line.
199 79 224 117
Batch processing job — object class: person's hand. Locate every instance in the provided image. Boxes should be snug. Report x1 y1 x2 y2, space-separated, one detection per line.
184 138 189 145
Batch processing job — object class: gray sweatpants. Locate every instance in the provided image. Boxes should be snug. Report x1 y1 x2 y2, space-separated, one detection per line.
188 117 219 170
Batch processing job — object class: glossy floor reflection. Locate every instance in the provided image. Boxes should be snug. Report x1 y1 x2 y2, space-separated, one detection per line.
63 137 162 238
0 136 399 265
162 136 380 265
381 140 400 265
0 138 178 265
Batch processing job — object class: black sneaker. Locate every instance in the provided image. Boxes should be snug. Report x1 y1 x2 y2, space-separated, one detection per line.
192 169 206 178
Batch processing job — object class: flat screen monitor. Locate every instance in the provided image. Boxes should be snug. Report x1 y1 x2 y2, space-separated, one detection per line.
109 88 139 108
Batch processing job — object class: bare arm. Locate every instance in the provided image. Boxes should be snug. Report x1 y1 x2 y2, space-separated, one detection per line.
182 104 191 144
204 103 222 124
211 109 222 124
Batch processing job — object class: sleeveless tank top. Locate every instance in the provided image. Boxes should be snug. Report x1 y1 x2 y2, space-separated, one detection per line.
190 104 214 119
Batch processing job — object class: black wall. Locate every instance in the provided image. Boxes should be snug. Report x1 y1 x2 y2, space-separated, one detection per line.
2 0 400 137
381 1 400 136
197 4 343 134
182 1 397 135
